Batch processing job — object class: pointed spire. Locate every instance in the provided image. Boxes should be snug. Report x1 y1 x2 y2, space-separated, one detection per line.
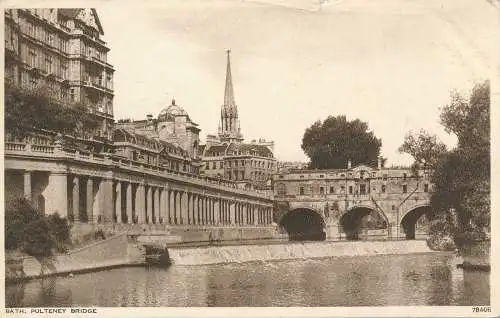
224 49 236 107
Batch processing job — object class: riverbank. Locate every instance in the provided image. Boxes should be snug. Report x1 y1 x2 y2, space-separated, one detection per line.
167 240 435 265
5 233 145 285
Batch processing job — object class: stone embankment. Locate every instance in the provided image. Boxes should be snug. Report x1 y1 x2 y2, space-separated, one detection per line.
5 232 145 284
167 240 434 265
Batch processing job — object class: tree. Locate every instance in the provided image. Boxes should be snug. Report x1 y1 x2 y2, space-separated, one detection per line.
431 81 490 235
4 83 101 138
301 115 382 169
398 129 448 174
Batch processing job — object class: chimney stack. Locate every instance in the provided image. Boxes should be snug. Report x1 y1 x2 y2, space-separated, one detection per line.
378 156 382 170
347 159 352 169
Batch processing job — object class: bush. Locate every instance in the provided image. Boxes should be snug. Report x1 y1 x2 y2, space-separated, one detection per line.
5 198 71 256
22 218 57 257
5 198 43 250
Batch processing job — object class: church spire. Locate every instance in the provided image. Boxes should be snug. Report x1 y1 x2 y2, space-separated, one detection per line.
224 49 236 108
219 49 243 143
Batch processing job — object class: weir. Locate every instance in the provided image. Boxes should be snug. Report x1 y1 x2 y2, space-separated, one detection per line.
166 240 433 265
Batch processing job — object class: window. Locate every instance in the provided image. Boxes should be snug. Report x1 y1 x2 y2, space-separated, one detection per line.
403 173 407 180
383 174 388 180
219 161 223 169
402 185 407 193
29 76 37 89
212 162 216 169
299 187 304 195
320 174 324 178
27 21 36 37
241 160 244 166
277 183 286 196
349 186 353 194
329 186 334 194
360 171 365 179
70 88 75 101
300 175 304 179
29 49 37 67
45 55 52 73
206 162 210 170
360 184 366 195
61 61 68 78
319 187 324 195
424 184 429 192
382 185 386 193
392 205 395 210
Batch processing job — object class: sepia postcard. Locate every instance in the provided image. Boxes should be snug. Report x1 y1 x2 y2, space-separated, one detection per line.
1 0 498 317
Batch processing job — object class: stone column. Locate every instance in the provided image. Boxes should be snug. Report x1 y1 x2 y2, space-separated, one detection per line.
214 198 220 225
230 200 235 225
169 190 175 224
253 205 258 225
43 172 68 217
159 187 166 224
154 187 160 224
207 197 212 225
72 175 80 222
86 178 94 223
126 182 133 224
101 178 114 223
115 181 122 223
24 170 32 200
181 191 188 225
136 183 145 223
175 191 182 225
147 186 154 224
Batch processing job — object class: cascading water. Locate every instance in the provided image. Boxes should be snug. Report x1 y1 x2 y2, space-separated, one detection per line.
167 240 432 265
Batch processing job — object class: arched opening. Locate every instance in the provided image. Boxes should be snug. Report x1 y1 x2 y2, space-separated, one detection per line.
280 208 326 241
340 207 388 240
401 206 431 240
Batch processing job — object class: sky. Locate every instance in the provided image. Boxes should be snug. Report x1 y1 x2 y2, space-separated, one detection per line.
92 0 496 166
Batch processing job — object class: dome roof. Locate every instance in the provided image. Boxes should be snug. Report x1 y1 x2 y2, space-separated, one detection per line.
158 99 189 122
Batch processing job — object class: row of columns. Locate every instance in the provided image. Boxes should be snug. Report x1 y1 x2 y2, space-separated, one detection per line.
22 170 274 226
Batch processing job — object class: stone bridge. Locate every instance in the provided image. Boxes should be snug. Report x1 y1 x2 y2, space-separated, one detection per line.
273 164 433 240
4 139 275 241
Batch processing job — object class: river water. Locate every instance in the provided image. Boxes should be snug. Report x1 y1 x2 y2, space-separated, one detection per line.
6 252 489 307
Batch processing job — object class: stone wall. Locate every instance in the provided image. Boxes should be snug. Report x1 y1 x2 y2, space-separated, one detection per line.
5 233 144 283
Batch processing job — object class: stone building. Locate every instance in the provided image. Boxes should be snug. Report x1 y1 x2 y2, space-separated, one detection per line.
114 99 202 174
199 51 277 188
4 8 115 139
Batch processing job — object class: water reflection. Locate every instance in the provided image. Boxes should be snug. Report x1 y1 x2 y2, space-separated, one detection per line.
6 253 489 307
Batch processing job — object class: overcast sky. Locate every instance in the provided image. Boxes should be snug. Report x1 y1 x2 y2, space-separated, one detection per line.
94 0 496 166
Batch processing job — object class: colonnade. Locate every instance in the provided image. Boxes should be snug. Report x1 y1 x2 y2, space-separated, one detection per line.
19 170 274 226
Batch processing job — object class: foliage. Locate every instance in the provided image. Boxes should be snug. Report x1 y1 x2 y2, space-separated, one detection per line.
398 129 448 174
22 218 57 257
4 198 72 257
4 83 101 138
5 198 43 250
301 115 382 169
431 81 490 235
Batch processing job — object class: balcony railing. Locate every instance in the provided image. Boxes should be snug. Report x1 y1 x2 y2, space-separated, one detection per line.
4 139 273 200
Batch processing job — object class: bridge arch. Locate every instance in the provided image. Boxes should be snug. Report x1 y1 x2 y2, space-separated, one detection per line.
340 205 388 240
279 208 326 241
400 204 431 240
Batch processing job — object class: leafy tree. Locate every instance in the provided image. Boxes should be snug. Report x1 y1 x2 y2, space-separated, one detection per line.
301 115 382 169
4 83 101 138
431 81 490 236
398 129 448 174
